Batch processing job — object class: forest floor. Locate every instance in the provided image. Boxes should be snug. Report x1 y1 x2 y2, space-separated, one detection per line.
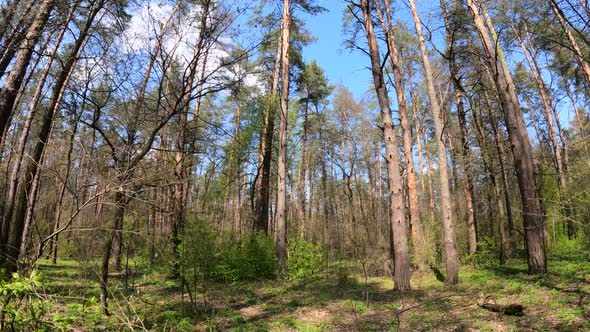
37 252 590 331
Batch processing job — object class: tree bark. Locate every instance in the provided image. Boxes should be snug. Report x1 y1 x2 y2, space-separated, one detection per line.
100 190 126 316
0 3 74 257
374 0 424 260
359 0 410 291
47 110 81 264
171 0 209 276
276 0 290 275
511 21 566 192
0 0 36 81
254 32 282 235
3 0 101 273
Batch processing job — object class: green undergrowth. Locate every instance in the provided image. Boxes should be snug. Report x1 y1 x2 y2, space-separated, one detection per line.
5 249 587 331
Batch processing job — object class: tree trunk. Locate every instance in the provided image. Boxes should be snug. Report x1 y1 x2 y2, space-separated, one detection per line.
489 108 516 251
421 127 436 224
3 0 102 272
47 112 81 264
276 0 290 275
360 0 410 291
511 21 566 193
254 32 282 235
409 0 459 284
100 190 126 316
517 21 574 238
298 104 308 237
374 0 424 260
0 0 54 147
440 0 477 255
0 3 74 256
467 0 547 274
0 0 36 81
171 0 209 276
549 0 590 85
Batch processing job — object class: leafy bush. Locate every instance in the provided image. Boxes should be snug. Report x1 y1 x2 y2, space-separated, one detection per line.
288 238 324 280
215 234 277 282
180 219 277 284
180 219 219 283
0 271 55 331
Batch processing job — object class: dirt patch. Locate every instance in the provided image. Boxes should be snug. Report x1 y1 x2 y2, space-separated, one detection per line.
295 307 331 324
239 305 265 320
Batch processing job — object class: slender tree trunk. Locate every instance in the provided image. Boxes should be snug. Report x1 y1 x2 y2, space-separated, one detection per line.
0 0 36 81
511 22 566 193
276 0 291 275
421 128 436 224
0 0 24 51
580 0 590 17
457 90 477 255
171 0 210 277
409 0 459 284
360 0 410 291
565 81 587 149
440 0 477 255
47 113 80 264
3 0 102 272
319 120 329 224
519 22 574 238
254 34 282 235
100 189 126 316
410 93 427 204
467 0 547 274
489 109 516 251
298 105 308 237
0 4 74 255
374 0 423 259
0 0 54 147
549 0 590 85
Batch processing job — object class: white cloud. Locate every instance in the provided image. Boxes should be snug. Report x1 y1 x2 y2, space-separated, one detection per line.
117 0 265 100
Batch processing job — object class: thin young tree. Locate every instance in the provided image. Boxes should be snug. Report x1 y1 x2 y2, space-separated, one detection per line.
408 0 460 284
373 0 424 260
276 0 291 275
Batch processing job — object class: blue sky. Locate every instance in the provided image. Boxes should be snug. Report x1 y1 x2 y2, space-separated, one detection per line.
299 0 373 100
296 0 575 133
298 0 443 101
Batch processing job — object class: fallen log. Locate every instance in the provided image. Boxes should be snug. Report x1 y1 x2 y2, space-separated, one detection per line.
477 294 525 316
479 302 525 316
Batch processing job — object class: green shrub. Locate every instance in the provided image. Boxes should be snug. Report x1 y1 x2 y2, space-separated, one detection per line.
180 219 277 284
288 238 324 280
345 299 368 314
215 234 277 282
0 271 57 331
505 280 524 294
180 219 219 282
462 238 498 267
